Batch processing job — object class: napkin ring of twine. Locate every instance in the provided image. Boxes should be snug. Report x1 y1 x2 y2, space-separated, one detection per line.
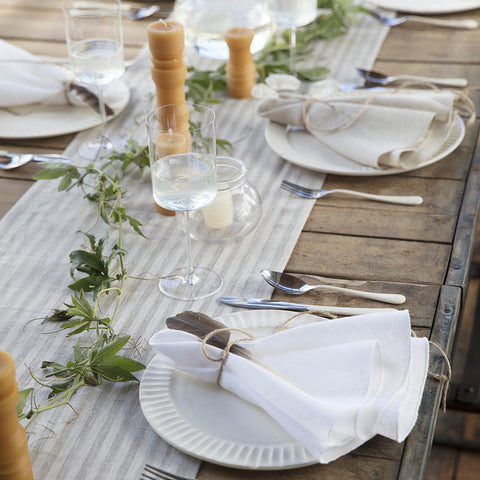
201 328 256 385
200 313 335 386
302 80 476 136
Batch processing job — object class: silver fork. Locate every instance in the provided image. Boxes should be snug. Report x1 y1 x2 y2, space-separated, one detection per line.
367 9 478 29
140 464 196 480
281 180 423 205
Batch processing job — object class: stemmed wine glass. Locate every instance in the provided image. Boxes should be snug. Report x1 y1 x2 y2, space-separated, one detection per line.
62 0 125 159
269 0 318 73
146 103 223 300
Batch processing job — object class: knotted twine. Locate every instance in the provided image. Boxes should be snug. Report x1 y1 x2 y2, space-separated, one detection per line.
301 80 476 136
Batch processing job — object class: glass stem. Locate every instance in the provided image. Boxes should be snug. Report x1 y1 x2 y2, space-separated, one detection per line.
97 84 106 147
183 211 195 285
289 25 296 74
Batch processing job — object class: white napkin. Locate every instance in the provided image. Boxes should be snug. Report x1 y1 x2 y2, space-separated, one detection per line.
0 40 75 107
256 90 457 169
149 310 429 463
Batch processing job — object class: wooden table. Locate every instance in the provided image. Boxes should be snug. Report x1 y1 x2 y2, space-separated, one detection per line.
2 1 480 479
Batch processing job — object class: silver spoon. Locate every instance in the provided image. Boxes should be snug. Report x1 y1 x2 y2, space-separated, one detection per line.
0 151 71 170
122 5 160 20
356 67 468 88
261 270 406 305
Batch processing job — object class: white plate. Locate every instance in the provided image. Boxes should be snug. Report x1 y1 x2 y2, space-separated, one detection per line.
139 310 319 470
0 80 130 139
264 113 465 176
368 0 480 14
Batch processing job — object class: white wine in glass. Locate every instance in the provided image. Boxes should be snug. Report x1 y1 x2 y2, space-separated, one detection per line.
269 0 318 73
146 103 223 301
63 0 125 159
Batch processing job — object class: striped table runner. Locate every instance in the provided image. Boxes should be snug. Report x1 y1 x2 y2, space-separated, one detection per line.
0 14 388 479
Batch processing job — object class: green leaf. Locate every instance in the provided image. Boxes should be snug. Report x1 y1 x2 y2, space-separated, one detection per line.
33 163 76 180
92 336 130 362
107 355 145 372
68 275 111 293
69 250 107 277
92 364 139 383
16 388 33 417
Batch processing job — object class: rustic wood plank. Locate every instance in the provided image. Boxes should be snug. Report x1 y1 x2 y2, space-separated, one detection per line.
426 445 457 480
286 232 451 284
198 455 400 480
446 139 480 292
303 177 464 243
377 17 480 64
0 177 33 219
456 451 480 480
398 285 462 480
272 278 439 328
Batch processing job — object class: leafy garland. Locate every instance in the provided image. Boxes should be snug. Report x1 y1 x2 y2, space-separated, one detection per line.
17 0 360 427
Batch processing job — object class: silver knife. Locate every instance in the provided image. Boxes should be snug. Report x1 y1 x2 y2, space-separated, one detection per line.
220 296 398 316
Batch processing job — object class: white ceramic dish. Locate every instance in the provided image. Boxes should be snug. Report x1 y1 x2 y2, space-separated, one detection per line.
368 0 480 14
264 113 464 176
0 80 130 139
139 310 319 470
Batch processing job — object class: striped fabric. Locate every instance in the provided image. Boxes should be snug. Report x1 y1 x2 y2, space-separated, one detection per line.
0 15 388 479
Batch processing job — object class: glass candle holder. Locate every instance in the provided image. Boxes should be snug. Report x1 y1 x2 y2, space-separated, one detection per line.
188 156 262 243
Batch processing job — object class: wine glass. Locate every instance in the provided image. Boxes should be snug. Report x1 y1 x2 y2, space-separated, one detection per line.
62 0 125 159
269 0 318 73
146 103 223 301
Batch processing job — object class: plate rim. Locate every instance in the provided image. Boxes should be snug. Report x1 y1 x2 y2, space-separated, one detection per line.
0 79 130 139
139 310 319 470
367 0 480 14
264 111 465 177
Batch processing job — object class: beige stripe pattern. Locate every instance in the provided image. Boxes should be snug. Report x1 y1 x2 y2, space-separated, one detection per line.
0 14 388 480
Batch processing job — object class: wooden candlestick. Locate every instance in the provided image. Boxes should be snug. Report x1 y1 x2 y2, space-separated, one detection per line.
0 351 33 480
225 27 256 98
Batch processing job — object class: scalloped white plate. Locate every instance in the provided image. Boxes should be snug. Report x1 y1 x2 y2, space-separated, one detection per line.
265 112 464 176
368 0 480 14
0 79 130 139
139 310 319 470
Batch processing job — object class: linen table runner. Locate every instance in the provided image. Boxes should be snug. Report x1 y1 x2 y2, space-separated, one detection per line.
0 14 388 479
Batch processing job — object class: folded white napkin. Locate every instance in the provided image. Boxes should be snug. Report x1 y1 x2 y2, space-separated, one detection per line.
257 90 457 169
0 40 75 107
149 309 429 463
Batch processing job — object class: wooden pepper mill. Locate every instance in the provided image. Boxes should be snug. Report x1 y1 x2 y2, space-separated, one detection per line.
225 27 256 98
0 351 34 480
147 20 189 216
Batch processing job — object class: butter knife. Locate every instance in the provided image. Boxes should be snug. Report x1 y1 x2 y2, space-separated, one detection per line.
220 296 398 316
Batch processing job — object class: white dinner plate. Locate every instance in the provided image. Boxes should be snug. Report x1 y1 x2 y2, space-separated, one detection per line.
0 79 130 139
368 0 480 14
264 112 465 176
139 310 319 470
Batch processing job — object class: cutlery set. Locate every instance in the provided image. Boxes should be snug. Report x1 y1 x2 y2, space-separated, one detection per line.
220 268 405 317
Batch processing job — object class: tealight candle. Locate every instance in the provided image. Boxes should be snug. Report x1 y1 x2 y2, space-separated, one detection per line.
201 191 234 229
0 351 33 480
155 131 188 158
225 27 256 98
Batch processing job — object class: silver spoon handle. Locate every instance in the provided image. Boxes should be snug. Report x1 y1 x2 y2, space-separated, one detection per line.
331 189 423 205
395 74 468 88
305 305 397 315
406 16 478 30
311 285 406 304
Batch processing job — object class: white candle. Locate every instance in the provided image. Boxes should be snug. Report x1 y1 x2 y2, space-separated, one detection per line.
201 191 234 229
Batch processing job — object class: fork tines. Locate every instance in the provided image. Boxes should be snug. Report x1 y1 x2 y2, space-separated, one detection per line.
140 464 196 480
280 180 315 198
